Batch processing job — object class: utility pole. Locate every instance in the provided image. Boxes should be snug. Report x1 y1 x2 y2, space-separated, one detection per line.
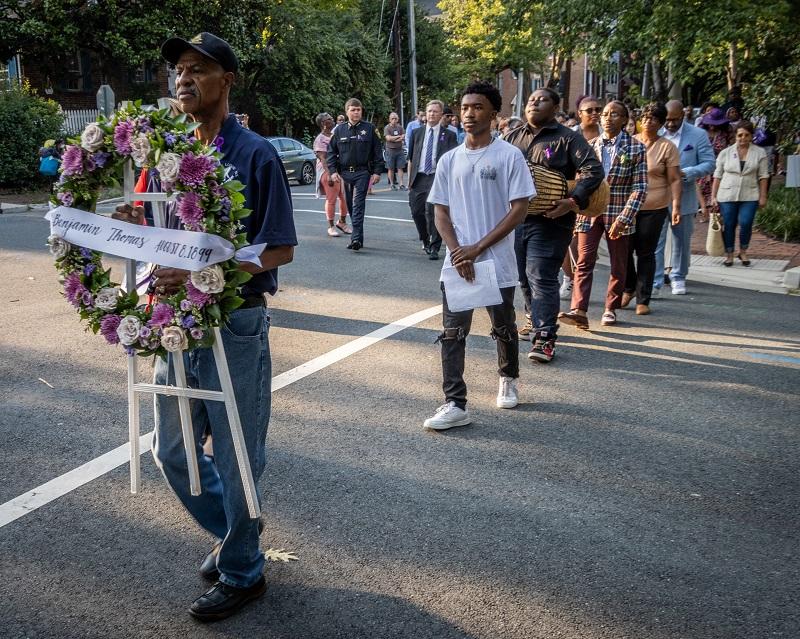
407 0 418 120
393 0 402 115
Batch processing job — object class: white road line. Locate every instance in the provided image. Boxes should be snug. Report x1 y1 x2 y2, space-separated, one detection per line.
0 304 442 529
293 208 413 224
291 194 411 204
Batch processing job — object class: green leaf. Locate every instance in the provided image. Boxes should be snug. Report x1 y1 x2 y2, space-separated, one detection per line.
207 304 222 322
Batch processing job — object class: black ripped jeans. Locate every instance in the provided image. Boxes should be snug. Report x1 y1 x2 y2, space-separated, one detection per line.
439 284 518 409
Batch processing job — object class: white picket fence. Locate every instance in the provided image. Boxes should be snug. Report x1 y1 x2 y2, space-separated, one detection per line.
62 109 101 135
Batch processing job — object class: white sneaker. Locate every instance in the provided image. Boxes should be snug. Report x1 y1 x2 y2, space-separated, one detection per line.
671 281 686 295
651 286 661 298
559 277 573 300
423 401 472 430
496 377 519 409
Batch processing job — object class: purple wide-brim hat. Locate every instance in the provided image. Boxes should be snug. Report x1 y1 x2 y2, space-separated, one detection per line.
700 107 730 127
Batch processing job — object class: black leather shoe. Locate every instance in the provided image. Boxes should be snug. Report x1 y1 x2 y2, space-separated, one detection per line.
348 240 362 251
199 543 222 581
428 250 439 260
189 577 267 622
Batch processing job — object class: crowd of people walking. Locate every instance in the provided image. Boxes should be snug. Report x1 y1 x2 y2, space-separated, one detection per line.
312 84 773 430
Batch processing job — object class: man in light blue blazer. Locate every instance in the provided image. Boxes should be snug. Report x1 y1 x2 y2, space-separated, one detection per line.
654 100 716 295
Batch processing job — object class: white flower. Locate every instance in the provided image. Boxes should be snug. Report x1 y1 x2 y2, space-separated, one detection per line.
80 122 105 152
156 152 181 183
95 287 120 311
191 265 225 294
48 234 71 259
116 315 142 346
130 133 152 167
161 326 188 352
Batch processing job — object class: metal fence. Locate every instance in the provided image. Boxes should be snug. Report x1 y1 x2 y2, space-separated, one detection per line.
62 109 100 135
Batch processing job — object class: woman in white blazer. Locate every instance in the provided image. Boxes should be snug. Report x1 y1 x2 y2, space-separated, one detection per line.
711 121 769 266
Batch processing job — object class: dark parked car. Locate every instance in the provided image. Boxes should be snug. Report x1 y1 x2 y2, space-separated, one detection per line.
266 136 316 185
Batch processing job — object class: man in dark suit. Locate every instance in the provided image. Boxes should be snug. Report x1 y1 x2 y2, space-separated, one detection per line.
408 100 458 260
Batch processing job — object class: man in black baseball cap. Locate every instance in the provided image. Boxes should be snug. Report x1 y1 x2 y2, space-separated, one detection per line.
113 31 297 622
161 31 239 74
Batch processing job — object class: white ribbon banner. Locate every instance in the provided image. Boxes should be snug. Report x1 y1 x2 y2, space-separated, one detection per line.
46 206 265 270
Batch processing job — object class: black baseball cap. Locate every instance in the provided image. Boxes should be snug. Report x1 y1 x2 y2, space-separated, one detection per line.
161 32 238 74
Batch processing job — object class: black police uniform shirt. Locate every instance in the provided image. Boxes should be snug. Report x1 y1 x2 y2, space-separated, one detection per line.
219 114 297 296
326 120 382 174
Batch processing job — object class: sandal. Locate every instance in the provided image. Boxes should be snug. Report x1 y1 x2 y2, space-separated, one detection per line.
723 259 733 267
336 220 352 234
600 310 616 326
737 254 751 266
558 310 589 330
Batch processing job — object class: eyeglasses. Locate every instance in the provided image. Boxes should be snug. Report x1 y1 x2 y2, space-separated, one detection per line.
581 107 602 114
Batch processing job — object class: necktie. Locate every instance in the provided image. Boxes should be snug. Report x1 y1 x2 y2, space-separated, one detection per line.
603 137 616 146
424 128 434 174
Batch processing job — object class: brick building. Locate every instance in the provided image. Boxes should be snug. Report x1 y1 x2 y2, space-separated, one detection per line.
495 54 622 119
5 50 170 110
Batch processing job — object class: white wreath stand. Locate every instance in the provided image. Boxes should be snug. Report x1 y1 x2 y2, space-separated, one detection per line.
122 161 260 519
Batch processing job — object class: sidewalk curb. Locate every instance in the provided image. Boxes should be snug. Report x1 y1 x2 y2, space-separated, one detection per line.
0 203 31 214
596 240 791 295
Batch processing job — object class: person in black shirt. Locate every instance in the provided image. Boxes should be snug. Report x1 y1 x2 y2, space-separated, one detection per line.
327 98 382 251
505 88 604 363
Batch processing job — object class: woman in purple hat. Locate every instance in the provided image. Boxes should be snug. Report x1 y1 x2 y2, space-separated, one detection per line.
697 107 731 222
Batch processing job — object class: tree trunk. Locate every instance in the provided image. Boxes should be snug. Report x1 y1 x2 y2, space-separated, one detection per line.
727 42 738 90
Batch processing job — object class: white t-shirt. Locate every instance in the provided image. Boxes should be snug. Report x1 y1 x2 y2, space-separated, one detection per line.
427 138 536 289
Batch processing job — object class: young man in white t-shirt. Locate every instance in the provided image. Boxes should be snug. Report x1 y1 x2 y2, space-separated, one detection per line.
424 82 536 430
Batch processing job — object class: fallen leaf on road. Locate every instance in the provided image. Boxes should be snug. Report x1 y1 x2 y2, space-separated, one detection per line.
264 548 298 562
38 378 54 388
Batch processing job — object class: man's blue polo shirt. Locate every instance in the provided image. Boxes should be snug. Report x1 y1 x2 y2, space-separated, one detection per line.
219 114 297 296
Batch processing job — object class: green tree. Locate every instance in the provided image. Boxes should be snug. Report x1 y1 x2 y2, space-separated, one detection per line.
0 83 63 188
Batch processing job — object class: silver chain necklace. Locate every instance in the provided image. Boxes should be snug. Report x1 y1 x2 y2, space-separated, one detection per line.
463 137 495 172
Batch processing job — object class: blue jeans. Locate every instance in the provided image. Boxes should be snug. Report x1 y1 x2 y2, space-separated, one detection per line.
654 212 695 286
719 201 758 252
341 169 371 244
152 306 271 588
520 216 574 340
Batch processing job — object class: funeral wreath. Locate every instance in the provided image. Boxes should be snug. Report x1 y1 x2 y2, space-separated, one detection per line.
48 103 253 358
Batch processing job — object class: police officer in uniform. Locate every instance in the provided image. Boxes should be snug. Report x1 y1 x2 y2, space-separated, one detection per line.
327 98 382 251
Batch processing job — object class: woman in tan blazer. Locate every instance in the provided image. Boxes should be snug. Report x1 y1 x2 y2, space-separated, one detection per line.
711 121 769 266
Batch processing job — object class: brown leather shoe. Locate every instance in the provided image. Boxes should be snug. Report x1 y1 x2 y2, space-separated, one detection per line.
620 292 634 308
635 304 651 315
558 310 589 330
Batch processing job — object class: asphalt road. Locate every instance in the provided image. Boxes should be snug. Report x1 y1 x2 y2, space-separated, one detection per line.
1 183 799 638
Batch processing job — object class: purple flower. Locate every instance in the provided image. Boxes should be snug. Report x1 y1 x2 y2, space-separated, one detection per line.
58 191 74 207
213 135 224 151
220 197 231 214
178 152 217 187
139 325 152 338
84 263 96 276
137 116 154 133
61 145 84 176
165 133 177 146
181 315 196 328
80 248 93 259
64 272 86 307
124 346 135 356
81 290 94 306
93 152 111 168
190 327 204 340
149 302 175 327
100 314 122 344
185 279 211 307
114 120 135 155
180 299 192 311
177 192 204 228
544 147 553 160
